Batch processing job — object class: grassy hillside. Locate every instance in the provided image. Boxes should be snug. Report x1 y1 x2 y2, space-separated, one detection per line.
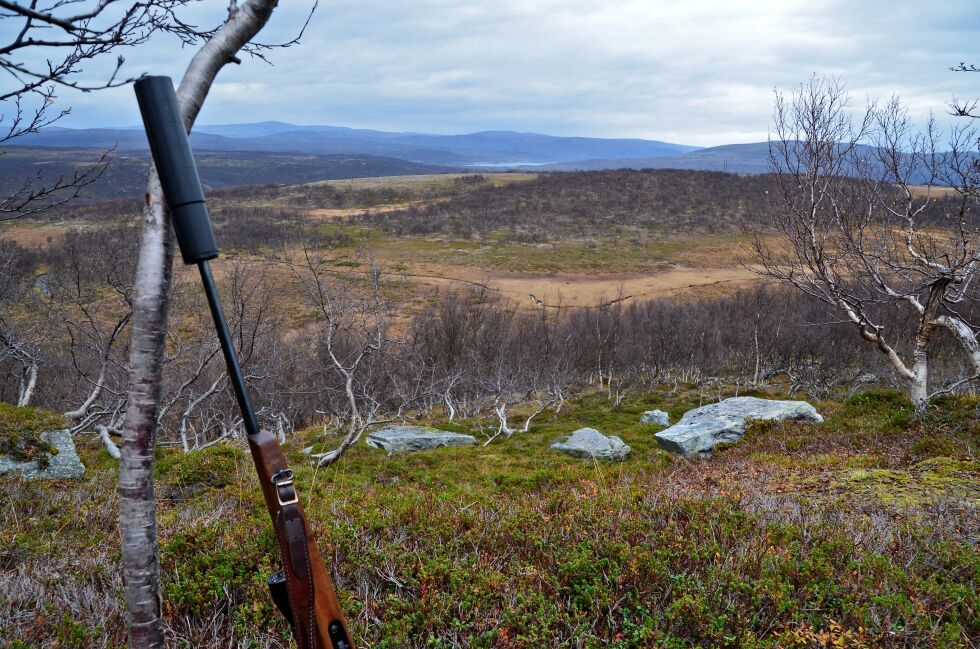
1 389 977 648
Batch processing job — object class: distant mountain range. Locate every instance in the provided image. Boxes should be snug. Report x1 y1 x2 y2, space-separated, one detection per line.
7 120 966 201
9 121 833 181
16 121 703 167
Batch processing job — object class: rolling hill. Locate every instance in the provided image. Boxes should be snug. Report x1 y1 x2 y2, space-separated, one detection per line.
13 122 701 166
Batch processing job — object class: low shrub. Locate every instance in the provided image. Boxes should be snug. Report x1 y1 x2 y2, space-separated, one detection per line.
2 394 977 648
155 443 243 490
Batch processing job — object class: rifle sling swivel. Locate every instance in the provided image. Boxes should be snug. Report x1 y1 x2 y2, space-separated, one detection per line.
272 468 316 649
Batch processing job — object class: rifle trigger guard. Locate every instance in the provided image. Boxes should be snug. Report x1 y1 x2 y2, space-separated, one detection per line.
271 468 299 506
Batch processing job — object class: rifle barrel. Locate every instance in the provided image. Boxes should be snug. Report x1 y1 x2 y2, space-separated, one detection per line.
198 259 261 437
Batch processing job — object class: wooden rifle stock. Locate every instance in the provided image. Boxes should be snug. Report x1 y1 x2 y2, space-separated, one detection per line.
248 430 353 649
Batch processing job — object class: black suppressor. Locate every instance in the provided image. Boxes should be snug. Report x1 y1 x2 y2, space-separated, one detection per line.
133 76 219 264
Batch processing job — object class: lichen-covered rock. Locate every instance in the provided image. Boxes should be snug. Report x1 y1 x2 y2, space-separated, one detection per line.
366 425 476 453
551 427 631 461
640 410 670 426
655 396 823 455
0 429 84 479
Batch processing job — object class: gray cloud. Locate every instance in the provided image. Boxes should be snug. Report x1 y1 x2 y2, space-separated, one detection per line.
4 0 979 146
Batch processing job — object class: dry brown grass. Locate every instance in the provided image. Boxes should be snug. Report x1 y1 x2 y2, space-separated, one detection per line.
0 222 68 247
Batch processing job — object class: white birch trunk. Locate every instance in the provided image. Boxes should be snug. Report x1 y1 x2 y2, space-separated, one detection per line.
16 360 37 406
116 3 281 646
98 424 122 460
909 345 929 407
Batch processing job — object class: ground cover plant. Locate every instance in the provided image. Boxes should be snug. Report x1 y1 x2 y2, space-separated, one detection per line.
1 388 976 648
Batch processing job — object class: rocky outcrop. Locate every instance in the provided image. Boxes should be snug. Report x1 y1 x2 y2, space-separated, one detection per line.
551 427 631 461
640 410 670 425
0 429 85 480
366 425 476 453
655 396 823 455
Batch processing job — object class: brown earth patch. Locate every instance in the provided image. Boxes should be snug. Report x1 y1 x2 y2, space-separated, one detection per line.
0 223 68 247
382 264 763 307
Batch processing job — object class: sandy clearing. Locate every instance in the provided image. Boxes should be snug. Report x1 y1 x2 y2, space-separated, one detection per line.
306 205 409 220
398 265 763 307
908 184 960 198
304 197 462 220
0 224 68 247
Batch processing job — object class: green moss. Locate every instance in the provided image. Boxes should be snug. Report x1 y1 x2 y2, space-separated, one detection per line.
0 403 65 468
834 456 979 506
910 434 959 458
915 456 979 499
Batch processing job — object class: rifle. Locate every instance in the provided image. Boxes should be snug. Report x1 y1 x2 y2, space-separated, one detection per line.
134 76 355 649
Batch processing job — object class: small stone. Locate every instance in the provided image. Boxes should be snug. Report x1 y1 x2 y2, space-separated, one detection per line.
0 429 85 480
366 425 476 453
551 427 631 461
640 410 670 426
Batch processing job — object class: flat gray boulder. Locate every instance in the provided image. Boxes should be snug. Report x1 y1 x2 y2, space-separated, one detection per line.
655 396 823 455
640 410 670 426
0 429 85 480
366 425 476 453
551 427 631 461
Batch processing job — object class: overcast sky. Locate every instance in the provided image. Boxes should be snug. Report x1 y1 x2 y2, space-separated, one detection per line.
4 0 980 146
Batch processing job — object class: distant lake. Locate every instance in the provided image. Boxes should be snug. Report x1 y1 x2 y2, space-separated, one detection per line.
465 161 555 168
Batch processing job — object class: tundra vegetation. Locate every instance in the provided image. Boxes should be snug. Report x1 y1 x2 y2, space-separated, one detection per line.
0 87 978 647
1 390 976 647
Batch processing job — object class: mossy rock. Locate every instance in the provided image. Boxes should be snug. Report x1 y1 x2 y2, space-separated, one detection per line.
0 431 84 480
0 404 66 470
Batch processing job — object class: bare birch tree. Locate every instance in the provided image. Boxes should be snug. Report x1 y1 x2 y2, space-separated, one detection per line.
949 61 980 121
156 261 278 452
291 248 427 467
41 228 135 431
755 76 980 406
117 3 289 646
